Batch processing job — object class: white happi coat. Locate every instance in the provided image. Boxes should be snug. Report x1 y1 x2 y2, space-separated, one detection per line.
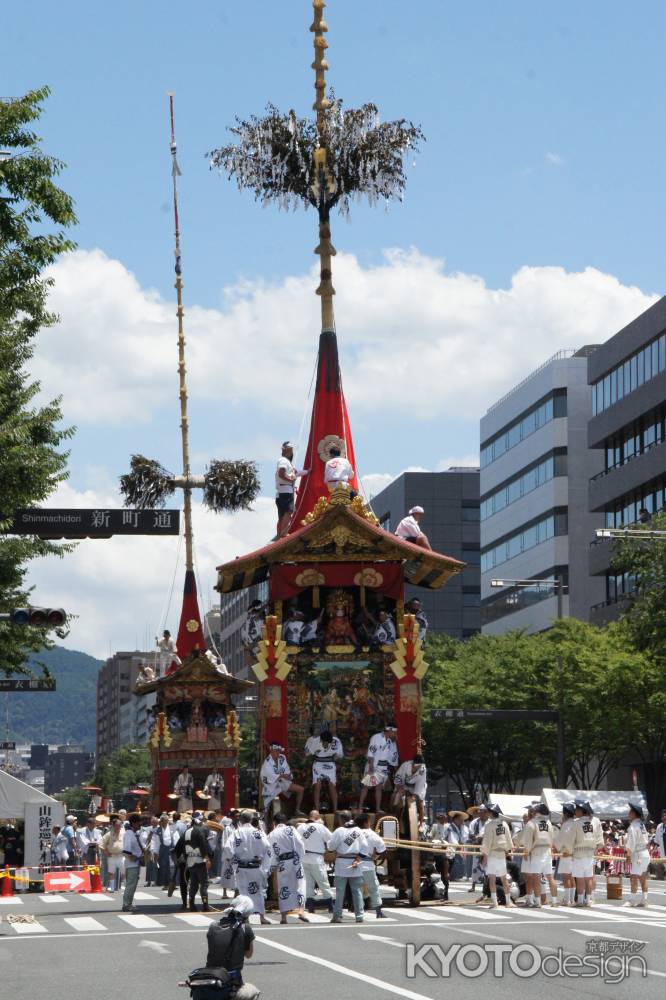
218 821 238 890
393 760 427 801
268 824 306 913
305 735 344 785
174 771 194 813
203 773 224 811
260 754 293 808
363 732 399 784
299 820 333 900
231 823 271 915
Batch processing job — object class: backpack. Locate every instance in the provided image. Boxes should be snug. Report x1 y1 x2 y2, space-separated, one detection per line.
185 967 237 1000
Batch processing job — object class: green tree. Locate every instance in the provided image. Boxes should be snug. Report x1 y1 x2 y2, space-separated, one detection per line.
610 511 666 661
0 87 76 675
92 745 151 797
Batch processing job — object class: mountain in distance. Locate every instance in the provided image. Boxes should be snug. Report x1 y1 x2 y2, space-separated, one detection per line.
6 646 101 750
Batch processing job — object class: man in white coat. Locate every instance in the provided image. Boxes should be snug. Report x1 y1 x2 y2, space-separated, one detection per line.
654 808 666 859
203 771 225 812
300 810 333 914
356 814 387 919
268 814 308 924
554 802 576 906
391 755 427 823
174 766 194 814
625 801 651 908
231 810 272 925
358 724 399 814
260 744 304 817
304 728 344 813
480 804 516 909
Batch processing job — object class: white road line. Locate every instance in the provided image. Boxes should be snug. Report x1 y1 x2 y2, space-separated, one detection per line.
118 914 165 929
397 908 454 921
364 912 397 922
0 897 23 905
130 892 159 901
594 902 666 919
64 917 107 932
508 907 568 919
174 913 215 927
10 920 48 934
39 894 69 903
79 893 114 902
255 935 437 1000
443 907 509 920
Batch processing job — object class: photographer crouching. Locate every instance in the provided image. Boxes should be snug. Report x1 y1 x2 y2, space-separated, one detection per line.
181 895 260 999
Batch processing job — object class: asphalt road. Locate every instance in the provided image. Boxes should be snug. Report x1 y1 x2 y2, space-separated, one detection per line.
1 878 665 998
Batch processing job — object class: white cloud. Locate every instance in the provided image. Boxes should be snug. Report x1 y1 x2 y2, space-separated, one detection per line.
545 151 564 166
36 248 657 428
25 480 276 659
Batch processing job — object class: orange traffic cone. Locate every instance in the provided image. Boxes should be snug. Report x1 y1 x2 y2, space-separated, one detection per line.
1 866 13 897
89 866 104 894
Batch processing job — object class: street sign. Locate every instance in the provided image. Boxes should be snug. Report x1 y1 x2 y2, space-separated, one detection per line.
432 708 559 722
7 508 180 539
0 741 16 750
43 870 91 893
0 679 56 692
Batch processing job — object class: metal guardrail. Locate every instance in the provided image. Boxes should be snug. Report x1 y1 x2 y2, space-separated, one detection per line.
486 350 577 414
590 439 663 482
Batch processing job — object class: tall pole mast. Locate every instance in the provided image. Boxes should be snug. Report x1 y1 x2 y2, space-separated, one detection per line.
168 93 194 573
311 0 336 334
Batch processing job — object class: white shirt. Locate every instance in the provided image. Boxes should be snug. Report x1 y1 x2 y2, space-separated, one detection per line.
625 818 649 856
359 829 386 872
231 823 271 865
204 773 224 796
655 822 666 858
268 824 305 867
429 822 450 843
76 826 102 853
324 456 354 485
299 821 331 855
123 828 143 868
260 754 292 794
393 760 427 799
305 735 344 762
395 515 422 540
276 457 296 494
328 824 365 877
366 732 399 769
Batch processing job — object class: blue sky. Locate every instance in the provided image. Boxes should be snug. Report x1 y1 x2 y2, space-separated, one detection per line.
6 1 665 653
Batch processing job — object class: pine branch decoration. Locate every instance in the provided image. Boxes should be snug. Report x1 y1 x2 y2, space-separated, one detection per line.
202 459 260 513
208 96 424 217
119 454 175 509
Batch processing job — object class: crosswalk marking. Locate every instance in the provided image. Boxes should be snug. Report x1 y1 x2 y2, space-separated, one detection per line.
0 897 23 906
64 917 106 932
446 907 510 919
174 913 214 927
512 907 569 919
118 914 164 929
79 893 114 902
594 902 665 919
130 892 159 901
10 920 48 934
398 908 453 921
39 894 69 904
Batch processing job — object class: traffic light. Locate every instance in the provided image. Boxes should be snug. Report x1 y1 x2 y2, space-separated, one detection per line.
9 607 67 627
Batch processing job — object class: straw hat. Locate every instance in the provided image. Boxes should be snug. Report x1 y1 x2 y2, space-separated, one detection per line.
95 813 111 823
448 810 469 821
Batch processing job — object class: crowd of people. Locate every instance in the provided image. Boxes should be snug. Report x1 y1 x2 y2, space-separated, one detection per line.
422 800 666 908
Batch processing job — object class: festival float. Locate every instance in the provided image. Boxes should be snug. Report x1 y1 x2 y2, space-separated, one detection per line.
211 1 465 902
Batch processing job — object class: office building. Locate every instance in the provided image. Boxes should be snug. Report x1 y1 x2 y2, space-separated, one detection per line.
480 349 605 633
217 581 267 716
587 295 666 623
96 650 150 759
44 745 95 795
370 469 481 639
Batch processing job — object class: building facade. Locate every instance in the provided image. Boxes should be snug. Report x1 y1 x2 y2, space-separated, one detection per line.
370 469 481 639
217 581 267 716
44 745 95 795
480 349 605 633
96 651 150 759
587 295 666 624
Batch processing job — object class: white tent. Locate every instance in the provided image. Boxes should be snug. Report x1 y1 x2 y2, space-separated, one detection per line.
0 770 65 868
542 787 649 821
488 793 539 822
0 769 56 818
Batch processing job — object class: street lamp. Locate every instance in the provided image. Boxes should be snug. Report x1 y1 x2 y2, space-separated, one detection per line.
490 576 567 787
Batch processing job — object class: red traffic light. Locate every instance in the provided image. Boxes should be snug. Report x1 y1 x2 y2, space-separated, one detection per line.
10 607 67 628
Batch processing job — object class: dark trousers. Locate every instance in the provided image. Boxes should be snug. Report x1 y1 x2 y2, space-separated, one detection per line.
188 862 209 904
157 845 172 886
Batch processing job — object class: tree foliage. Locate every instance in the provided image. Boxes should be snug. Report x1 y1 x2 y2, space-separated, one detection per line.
422 622 654 804
208 96 424 220
0 87 76 675
610 510 666 661
92 745 151 796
